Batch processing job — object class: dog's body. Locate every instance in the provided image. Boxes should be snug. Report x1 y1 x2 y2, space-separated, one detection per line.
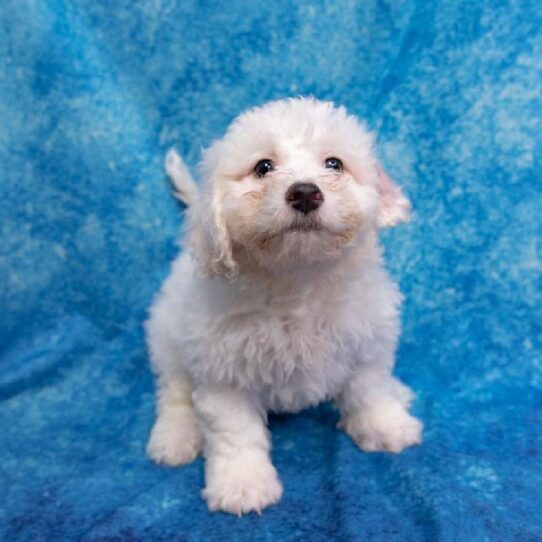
146 98 422 515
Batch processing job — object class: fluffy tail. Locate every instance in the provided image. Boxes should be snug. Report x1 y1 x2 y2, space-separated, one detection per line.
165 149 199 206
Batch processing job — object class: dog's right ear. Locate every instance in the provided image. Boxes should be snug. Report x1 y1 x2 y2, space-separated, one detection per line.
166 147 238 278
187 175 238 279
165 149 199 206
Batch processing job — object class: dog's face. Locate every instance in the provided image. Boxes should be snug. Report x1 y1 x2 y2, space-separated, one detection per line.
192 98 410 276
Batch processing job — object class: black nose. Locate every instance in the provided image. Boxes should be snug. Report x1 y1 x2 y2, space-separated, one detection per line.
285 182 324 214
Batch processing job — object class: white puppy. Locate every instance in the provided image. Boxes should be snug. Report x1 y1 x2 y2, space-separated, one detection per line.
146 97 422 515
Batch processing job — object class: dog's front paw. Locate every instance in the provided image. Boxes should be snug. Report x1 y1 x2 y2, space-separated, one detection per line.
340 403 422 453
203 452 283 515
147 408 202 466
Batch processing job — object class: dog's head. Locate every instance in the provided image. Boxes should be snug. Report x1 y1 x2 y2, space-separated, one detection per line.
189 98 410 276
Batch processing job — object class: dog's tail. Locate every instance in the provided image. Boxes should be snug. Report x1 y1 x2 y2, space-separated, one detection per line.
165 148 199 206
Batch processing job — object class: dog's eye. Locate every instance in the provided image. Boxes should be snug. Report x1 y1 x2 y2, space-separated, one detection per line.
254 159 275 177
324 157 343 172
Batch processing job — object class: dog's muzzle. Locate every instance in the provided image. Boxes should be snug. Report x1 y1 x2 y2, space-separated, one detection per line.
285 182 324 214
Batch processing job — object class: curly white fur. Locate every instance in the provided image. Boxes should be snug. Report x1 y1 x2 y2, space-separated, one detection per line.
146 98 422 515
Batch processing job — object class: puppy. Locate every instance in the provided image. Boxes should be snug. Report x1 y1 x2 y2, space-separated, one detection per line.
146 97 422 515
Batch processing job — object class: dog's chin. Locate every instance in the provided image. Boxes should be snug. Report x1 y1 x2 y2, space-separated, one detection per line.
239 218 358 273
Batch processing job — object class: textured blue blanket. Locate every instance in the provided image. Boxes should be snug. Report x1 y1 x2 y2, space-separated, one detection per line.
1 1 541 540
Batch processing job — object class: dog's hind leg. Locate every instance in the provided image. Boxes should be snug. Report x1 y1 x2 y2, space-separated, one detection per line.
147 372 202 466
337 366 423 454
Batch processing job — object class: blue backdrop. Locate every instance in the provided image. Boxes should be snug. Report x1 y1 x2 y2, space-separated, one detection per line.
1 1 541 540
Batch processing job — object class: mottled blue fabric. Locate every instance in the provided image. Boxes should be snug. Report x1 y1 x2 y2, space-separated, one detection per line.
1 0 541 540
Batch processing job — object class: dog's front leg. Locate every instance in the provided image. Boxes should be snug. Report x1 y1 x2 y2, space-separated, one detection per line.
193 385 283 515
338 366 423 453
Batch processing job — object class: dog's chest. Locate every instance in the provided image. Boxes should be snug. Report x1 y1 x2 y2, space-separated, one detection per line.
205 283 361 411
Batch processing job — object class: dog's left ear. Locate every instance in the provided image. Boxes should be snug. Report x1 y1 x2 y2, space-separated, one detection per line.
375 164 411 228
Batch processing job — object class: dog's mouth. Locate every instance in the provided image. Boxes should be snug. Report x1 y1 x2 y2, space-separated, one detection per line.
251 216 330 252
283 216 324 233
